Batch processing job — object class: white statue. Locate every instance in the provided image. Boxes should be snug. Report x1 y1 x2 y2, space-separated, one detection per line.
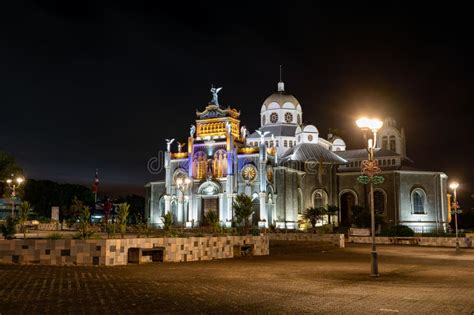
256 130 270 145
190 124 196 137
210 86 223 105
271 134 275 147
240 126 247 141
165 138 175 152
225 121 232 135
177 142 185 153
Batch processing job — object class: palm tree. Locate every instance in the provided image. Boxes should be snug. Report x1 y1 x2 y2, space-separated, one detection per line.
18 201 31 240
117 203 130 239
205 210 220 233
233 194 254 233
303 207 327 233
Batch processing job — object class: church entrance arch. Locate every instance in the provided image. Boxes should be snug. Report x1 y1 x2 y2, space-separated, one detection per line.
339 190 358 227
198 181 221 222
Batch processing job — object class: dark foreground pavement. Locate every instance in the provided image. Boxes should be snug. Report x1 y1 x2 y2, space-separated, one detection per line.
1 242 473 314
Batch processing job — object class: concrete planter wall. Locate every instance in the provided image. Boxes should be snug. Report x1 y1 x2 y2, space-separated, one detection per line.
0 235 269 266
268 233 345 248
349 236 473 248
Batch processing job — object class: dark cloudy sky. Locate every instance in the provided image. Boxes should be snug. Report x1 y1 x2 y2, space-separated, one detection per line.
0 1 472 205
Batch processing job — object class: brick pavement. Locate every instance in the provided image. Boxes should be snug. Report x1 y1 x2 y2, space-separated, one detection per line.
0 242 473 314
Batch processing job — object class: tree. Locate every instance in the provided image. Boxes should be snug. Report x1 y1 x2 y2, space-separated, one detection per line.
304 207 327 233
1 216 17 239
78 206 92 239
352 205 384 229
233 194 254 233
117 203 130 239
22 179 94 219
63 196 84 226
0 151 23 198
204 210 220 233
327 205 339 225
18 201 32 239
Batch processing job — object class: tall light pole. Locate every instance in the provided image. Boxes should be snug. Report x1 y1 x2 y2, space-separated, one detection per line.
5 176 25 217
356 117 384 278
449 181 460 253
176 177 192 224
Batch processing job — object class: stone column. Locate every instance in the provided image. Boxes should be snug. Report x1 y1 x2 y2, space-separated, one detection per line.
259 192 267 228
177 190 184 223
218 193 224 225
195 195 202 226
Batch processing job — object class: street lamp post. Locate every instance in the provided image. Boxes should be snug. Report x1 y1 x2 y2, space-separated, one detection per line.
356 117 384 278
176 177 192 224
449 182 460 253
5 176 25 217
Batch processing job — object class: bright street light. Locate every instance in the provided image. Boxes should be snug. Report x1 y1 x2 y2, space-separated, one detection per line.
449 181 461 253
356 117 384 277
356 117 383 132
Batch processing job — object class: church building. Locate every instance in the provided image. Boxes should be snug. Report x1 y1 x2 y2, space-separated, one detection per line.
145 81 449 233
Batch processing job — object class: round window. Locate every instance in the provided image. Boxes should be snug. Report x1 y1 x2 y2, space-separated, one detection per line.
284 112 293 123
270 112 278 123
308 134 313 141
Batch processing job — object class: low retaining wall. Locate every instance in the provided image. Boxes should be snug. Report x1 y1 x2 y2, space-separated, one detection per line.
0 235 269 266
349 236 473 248
268 233 345 248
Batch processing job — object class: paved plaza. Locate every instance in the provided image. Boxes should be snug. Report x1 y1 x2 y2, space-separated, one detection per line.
0 242 473 314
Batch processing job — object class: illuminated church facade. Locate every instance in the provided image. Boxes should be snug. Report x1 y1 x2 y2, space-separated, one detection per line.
145 81 449 233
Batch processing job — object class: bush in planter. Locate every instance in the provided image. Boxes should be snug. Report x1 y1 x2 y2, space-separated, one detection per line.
46 232 63 240
381 225 415 237
1 216 17 239
352 206 385 229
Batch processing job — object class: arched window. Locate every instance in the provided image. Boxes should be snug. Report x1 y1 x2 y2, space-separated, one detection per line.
411 188 426 214
297 188 303 214
392 159 396 165
374 190 386 214
297 114 301 125
382 136 388 150
262 115 266 126
389 135 396 151
276 140 279 147
312 189 328 208
284 140 288 147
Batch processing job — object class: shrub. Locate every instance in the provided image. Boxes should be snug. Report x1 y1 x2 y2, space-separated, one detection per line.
303 207 326 233
251 227 261 236
352 206 384 228
1 216 17 239
78 206 93 240
233 194 254 232
162 212 173 231
117 203 130 239
381 225 415 237
46 232 63 240
204 210 220 233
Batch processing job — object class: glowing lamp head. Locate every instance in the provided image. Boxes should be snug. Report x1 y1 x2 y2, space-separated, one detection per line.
176 178 183 186
184 178 191 185
16 177 24 184
449 182 459 190
356 117 383 132
6 179 12 184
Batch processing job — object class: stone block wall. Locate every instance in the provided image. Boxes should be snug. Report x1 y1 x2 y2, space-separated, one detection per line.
0 235 269 266
267 233 345 248
348 236 473 248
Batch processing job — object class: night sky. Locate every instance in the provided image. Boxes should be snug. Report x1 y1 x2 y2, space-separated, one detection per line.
0 2 472 206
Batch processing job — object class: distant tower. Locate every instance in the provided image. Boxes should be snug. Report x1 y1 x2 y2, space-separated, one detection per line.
377 117 406 157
